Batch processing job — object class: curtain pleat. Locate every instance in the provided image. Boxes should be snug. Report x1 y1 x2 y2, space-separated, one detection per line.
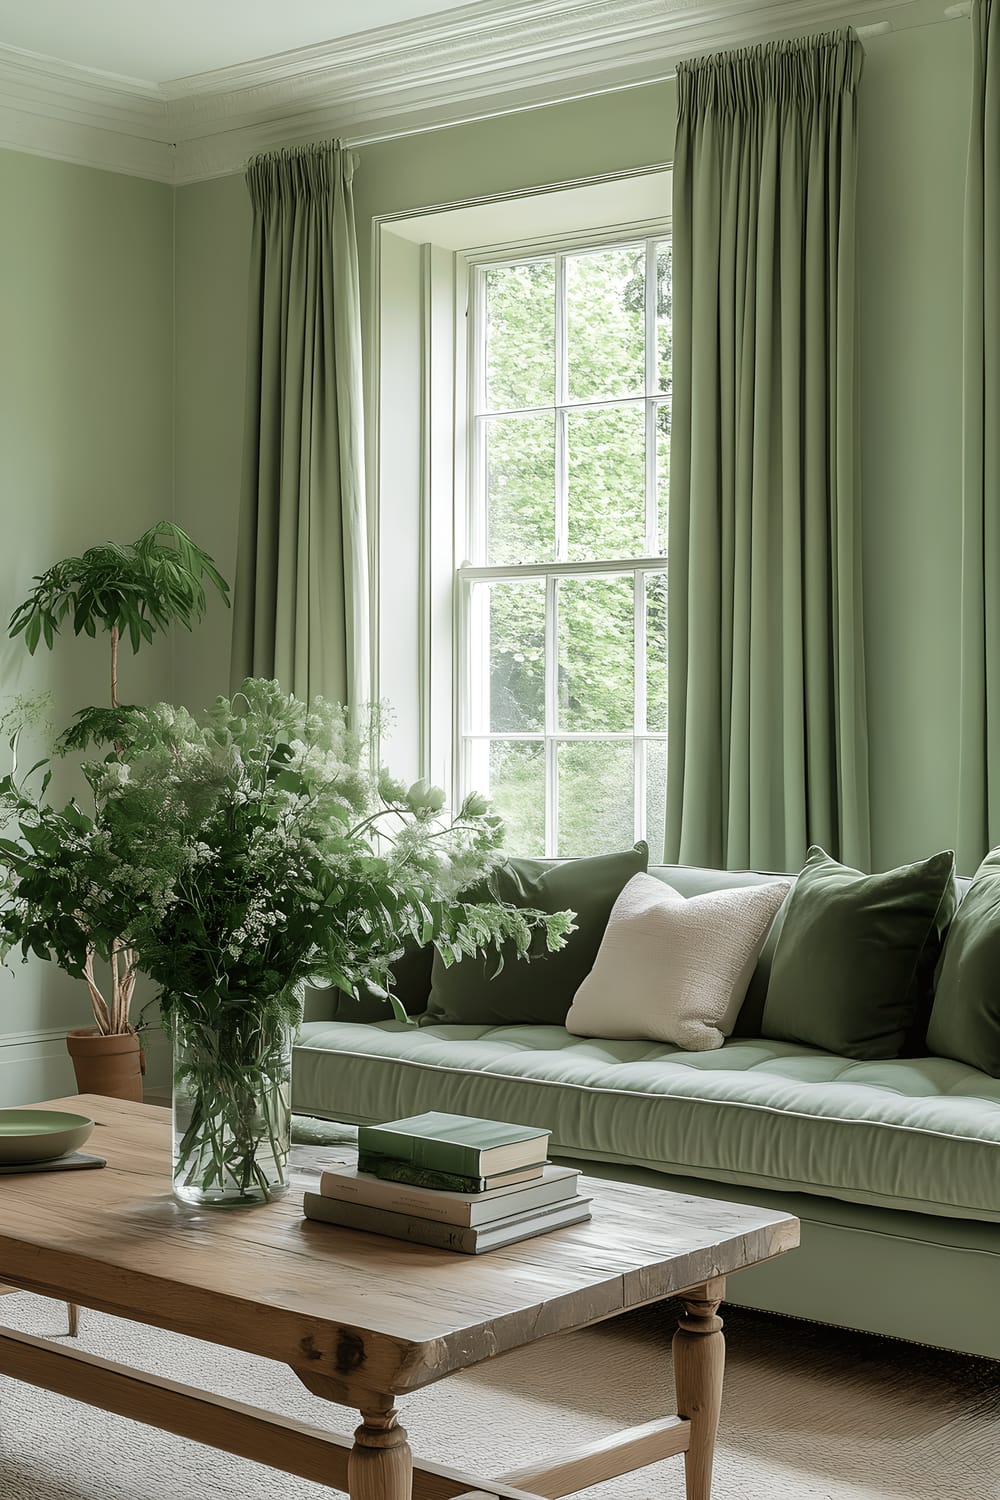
232 141 370 713
666 31 870 872
957 0 1000 870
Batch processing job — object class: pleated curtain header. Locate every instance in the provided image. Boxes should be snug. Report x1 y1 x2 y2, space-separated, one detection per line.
244 141 359 211
676 29 862 115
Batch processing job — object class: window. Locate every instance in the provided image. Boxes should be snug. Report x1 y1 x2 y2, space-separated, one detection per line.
458 234 671 856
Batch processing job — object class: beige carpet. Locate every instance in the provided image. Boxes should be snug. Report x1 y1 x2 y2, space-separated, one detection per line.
0 1290 997 1500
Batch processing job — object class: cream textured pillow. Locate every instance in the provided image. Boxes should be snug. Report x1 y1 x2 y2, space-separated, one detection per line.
565 873 791 1051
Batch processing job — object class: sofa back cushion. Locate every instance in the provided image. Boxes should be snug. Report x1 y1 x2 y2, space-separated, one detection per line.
927 849 1000 1076
565 873 791 1049
641 865 793 1034
422 842 649 1026
760 847 958 1060
315 857 970 1034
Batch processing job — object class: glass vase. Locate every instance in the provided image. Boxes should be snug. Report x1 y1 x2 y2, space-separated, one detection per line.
170 1008 293 1208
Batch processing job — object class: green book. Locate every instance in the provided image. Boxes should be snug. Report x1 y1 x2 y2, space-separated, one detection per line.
357 1112 550 1179
356 1152 543 1194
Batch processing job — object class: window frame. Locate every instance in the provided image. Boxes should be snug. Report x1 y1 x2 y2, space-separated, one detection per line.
455 218 672 858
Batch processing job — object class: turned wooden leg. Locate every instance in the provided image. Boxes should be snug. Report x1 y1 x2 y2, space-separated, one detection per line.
66 1303 79 1337
348 1402 413 1499
672 1278 725 1500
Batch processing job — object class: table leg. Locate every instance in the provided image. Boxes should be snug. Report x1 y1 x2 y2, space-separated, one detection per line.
348 1402 413 1499
672 1280 725 1500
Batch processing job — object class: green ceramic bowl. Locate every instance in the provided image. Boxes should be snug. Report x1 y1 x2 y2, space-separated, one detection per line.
0 1109 94 1164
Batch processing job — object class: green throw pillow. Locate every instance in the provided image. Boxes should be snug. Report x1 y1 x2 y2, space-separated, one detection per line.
761 846 958 1060
423 843 649 1027
926 849 1000 1076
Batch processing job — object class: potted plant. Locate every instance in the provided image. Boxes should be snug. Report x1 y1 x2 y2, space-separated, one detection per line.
3 680 573 1206
6 522 229 1098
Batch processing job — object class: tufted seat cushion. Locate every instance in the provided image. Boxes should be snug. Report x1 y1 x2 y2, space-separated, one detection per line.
293 1021 1000 1223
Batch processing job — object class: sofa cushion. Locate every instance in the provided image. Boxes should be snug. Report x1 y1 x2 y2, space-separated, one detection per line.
293 1021 1000 1223
927 848 1000 1076
761 846 958 1060
565 874 790 1049
423 842 648 1027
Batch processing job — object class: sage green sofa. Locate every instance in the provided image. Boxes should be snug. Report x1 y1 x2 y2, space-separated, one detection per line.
293 864 1000 1359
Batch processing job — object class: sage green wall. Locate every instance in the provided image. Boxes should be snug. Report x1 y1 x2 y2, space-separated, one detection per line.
171 17 972 872
0 149 174 1101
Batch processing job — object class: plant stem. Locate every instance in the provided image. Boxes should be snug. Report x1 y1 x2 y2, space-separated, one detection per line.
83 945 112 1034
110 624 119 710
171 1010 291 1205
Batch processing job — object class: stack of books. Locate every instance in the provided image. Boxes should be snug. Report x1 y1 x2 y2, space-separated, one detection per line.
302 1111 592 1254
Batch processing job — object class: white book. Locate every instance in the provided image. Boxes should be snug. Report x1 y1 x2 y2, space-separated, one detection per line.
319 1162 580 1227
303 1191 593 1254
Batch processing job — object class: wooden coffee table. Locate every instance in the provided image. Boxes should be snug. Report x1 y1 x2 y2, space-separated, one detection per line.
0 1095 798 1499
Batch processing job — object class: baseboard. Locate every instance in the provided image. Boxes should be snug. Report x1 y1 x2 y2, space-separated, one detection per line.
0 1023 171 1106
0 1028 78 1106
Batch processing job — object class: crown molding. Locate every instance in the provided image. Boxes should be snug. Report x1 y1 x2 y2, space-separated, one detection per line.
0 42 174 181
0 0 928 186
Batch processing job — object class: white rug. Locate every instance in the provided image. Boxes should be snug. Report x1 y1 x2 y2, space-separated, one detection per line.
0 1290 997 1500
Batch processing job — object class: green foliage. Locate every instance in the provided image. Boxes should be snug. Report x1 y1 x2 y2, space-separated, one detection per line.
8 520 230 656
0 681 575 1031
57 706 144 756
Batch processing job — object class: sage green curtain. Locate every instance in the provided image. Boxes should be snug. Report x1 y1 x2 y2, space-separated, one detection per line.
957 0 1000 871
665 31 870 873
232 141 370 712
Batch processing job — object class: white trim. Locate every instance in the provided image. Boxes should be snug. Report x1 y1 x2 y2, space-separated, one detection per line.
0 0 930 184
0 1025 76 1050
460 554 670 581
0 1021 170 1104
463 731 668 741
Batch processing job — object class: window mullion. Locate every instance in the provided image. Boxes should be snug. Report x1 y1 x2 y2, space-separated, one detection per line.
470 267 488 565
644 238 658 555
554 252 569 562
644 237 657 397
545 573 559 857
634 569 647 843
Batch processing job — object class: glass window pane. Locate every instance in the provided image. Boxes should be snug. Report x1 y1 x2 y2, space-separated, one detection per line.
484 261 555 412
645 571 667 733
645 738 667 856
656 241 672 398
558 575 634 732
566 404 646 561
557 741 635 857
469 579 546 733
484 740 545 857
655 402 670 557
485 413 555 565
566 246 645 402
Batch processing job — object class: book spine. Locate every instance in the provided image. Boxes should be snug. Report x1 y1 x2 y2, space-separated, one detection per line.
320 1171 476 1227
356 1152 488 1193
356 1127 483 1176
303 1192 480 1252
320 1169 579 1228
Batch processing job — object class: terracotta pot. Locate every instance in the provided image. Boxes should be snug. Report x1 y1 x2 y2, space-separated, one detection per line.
66 1028 144 1102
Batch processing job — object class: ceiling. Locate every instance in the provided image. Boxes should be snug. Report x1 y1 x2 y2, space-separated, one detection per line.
0 0 478 83
0 0 924 184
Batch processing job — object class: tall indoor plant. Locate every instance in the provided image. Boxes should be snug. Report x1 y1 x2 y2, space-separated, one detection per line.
67 680 573 1206
7 522 229 1097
